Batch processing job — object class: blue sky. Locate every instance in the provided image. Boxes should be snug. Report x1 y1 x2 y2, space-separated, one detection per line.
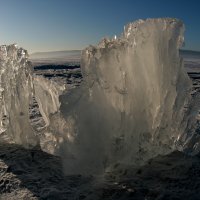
0 0 199 52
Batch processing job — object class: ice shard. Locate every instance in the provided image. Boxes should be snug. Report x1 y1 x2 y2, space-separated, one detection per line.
0 44 37 147
60 18 193 173
34 76 65 128
33 76 67 153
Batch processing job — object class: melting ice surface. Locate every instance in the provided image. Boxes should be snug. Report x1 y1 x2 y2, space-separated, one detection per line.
0 18 198 175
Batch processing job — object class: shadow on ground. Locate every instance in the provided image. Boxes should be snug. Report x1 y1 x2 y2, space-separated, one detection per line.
0 143 92 200
1 143 200 200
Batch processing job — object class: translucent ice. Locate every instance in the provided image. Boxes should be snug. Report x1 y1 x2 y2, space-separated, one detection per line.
34 76 65 127
59 18 193 173
0 44 37 147
33 76 67 153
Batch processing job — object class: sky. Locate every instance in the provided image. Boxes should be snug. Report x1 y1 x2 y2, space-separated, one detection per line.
0 0 199 53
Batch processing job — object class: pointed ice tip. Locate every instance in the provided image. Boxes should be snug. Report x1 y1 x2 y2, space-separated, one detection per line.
0 43 29 62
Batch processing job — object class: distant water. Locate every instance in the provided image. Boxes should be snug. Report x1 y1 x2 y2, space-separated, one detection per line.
180 49 200 61
30 49 200 61
30 50 81 60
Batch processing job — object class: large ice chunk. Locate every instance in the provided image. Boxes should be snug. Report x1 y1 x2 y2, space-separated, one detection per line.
60 18 193 173
0 44 37 147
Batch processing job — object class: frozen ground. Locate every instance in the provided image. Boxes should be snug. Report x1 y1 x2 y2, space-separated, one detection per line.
1 143 200 200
